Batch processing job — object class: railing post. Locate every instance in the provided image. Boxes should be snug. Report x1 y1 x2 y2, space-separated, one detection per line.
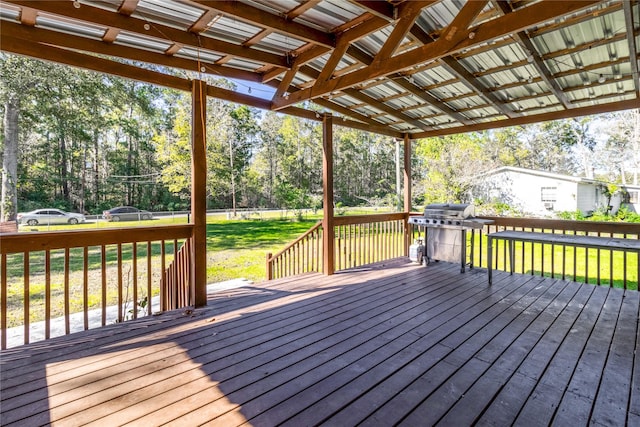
266 252 273 280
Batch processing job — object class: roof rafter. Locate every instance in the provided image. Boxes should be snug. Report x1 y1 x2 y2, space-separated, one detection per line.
342 88 430 132
412 98 640 139
494 0 574 109
294 64 431 131
185 0 335 48
0 35 192 91
407 25 516 120
392 77 472 125
349 1 395 21
0 20 262 82
273 0 599 110
117 0 139 16
372 1 435 64
5 0 289 69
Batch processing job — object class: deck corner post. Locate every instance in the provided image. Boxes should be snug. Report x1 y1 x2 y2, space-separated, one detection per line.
191 79 207 307
266 252 273 280
322 113 335 275
403 133 412 256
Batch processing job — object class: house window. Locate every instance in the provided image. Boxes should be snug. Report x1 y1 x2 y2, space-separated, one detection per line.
541 187 557 202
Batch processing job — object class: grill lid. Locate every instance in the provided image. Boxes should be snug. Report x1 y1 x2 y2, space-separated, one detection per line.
423 203 475 219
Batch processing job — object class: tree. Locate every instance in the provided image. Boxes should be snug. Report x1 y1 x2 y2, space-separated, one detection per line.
415 133 490 204
0 55 52 220
600 109 640 185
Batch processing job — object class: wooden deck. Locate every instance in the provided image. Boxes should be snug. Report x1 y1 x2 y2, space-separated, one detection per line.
2 259 640 426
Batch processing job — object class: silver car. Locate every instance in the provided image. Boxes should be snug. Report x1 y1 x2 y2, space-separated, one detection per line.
102 206 153 222
17 209 86 226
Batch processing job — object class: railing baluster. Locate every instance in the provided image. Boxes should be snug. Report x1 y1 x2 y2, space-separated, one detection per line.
117 244 123 322
101 245 107 326
161 241 166 311
133 242 138 319
23 252 29 345
45 250 51 340
585 247 589 284
147 241 152 316
173 239 178 309
65 247 70 333
84 246 89 330
1 253 6 350
609 249 613 287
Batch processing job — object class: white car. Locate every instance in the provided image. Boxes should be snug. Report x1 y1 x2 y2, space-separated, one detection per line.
17 209 86 226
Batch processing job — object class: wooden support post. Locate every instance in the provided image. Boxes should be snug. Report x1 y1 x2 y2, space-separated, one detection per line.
403 133 412 255
266 252 273 280
322 113 335 275
191 79 207 307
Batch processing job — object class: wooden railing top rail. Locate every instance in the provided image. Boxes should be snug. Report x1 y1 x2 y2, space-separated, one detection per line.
333 212 408 226
0 224 194 254
479 216 640 235
268 220 322 260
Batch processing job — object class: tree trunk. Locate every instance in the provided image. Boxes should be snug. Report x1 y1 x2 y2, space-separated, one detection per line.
1 96 19 221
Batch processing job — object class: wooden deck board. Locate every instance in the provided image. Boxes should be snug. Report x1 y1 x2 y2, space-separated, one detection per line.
2 258 639 426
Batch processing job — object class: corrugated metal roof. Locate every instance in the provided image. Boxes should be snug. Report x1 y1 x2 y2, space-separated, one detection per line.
1 0 637 137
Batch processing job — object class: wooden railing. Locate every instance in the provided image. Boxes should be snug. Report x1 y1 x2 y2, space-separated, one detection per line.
268 213 639 290
0 225 193 349
472 216 640 289
266 213 410 280
333 213 409 271
161 237 193 310
266 221 323 280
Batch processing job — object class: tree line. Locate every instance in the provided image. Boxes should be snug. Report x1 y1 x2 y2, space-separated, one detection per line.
1 55 638 221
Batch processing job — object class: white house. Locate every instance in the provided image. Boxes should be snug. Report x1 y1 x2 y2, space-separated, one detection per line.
471 166 639 216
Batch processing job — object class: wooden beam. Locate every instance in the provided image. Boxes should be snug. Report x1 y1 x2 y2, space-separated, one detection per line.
187 0 335 48
342 88 430 132
622 0 640 98
260 13 391 85
102 28 120 43
410 98 640 139
274 65 299 99
314 41 351 85
438 0 489 52
439 58 519 118
6 0 289 68
350 1 395 21
313 98 379 127
0 36 192 91
273 0 600 109
19 6 37 26
372 1 434 64
0 21 262 82
392 77 471 125
243 29 272 47
117 0 139 16
191 79 207 308
285 0 320 20
494 0 573 109
189 9 219 33
322 114 335 275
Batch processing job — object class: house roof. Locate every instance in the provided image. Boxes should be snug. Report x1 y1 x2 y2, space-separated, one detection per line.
482 166 604 184
1 0 638 139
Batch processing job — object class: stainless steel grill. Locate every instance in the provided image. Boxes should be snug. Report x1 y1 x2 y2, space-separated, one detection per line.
408 203 493 272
